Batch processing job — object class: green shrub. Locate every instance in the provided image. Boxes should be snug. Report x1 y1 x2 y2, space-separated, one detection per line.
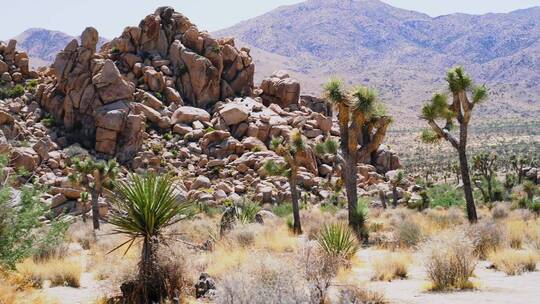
40 114 56 127
0 183 68 269
272 203 293 217
25 79 38 93
0 84 25 99
238 201 261 224
426 184 464 208
317 223 359 260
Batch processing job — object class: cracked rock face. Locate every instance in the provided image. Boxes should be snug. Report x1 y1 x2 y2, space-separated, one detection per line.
37 27 143 162
109 6 254 108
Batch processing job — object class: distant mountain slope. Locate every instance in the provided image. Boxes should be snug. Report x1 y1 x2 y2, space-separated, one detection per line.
216 0 540 124
10 28 108 68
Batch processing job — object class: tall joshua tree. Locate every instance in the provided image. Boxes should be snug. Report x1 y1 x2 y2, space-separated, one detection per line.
472 152 498 203
323 79 391 236
72 157 119 230
420 67 487 223
264 129 308 234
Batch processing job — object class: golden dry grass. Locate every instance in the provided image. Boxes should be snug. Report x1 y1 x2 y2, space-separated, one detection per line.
16 257 82 288
371 252 412 281
0 276 58 304
506 220 528 249
488 249 539 276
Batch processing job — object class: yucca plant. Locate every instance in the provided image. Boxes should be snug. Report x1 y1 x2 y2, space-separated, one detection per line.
107 174 192 303
238 200 261 224
317 223 359 260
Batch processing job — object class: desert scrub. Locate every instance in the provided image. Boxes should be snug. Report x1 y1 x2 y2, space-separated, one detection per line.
488 249 539 275
468 220 506 259
506 220 527 249
338 285 388 304
17 258 82 288
491 203 509 220
394 218 423 248
422 230 477 291
426 183 465 208
317 223 359 261
371 252 411 281
215 254 310 304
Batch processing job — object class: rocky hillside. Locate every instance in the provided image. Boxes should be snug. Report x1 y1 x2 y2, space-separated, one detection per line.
216 0 540 124
11 28 108 68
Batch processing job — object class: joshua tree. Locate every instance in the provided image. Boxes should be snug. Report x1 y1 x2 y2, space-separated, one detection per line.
523 181 537 202
323 79 391 236
72 157 119 230
264 129 308 234
472 152 498 203
510 154 535 184
390 170 405 208
420 67 487 223
108 174 192 303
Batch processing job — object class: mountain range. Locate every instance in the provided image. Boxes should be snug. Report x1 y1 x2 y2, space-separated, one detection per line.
4 0 539 125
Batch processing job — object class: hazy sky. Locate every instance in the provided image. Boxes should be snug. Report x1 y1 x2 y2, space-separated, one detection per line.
1 0 539 39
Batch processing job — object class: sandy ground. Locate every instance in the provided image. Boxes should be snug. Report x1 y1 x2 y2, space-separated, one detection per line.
356 248 540 304
43 249 112 304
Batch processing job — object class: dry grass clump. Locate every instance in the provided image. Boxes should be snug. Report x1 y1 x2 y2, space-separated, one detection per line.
168 215 219 244
215 254 310 304
491 203 509 220
67 220 96 250
301 209 336 240
468 221 506 259
394 219 423 248
17 258 82 288
371 252 411 281
424 206 464 230
156 245 196 300
488 249 539 276
506 220 527 249
337 285 388 304
422 230 477 291
0 278 57 304
525 223 540 250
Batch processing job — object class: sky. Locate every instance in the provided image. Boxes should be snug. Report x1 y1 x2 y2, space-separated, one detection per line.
1 0 539 39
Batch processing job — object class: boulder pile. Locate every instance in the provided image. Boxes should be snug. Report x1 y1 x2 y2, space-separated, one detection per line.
0 7 403 217
0 39 37 84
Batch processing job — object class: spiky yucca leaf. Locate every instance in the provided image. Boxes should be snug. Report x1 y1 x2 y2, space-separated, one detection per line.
290 129 306 153
238 201 262 224
472 85 488 104
323 78 346 105
351 86 377 114
107 174 192 251
263 159 287 177
421 128 441 144
269 136 284 151
421 104 437 121
317 223 359 260
446 66 472 93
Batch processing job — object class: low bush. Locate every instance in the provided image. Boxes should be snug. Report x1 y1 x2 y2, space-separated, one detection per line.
506 220 527 249
317 223 359 261
371 252 411 281
422 230 477 291
337 285 388 304
426 184 464 208
17 258 82 288
488 249 539 275
468 221 506 259
215 255 310 304
491 203 509 220
394 219 423 248
0 84 25 99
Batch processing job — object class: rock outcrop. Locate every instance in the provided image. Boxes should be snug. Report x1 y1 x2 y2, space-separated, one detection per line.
0 39 37 83
109 6 254 108
260 71 300 109
37 27 143 162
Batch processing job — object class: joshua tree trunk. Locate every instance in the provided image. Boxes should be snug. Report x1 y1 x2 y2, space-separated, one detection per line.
379 189 387 209
140 236 165 303
345 153 361 236
289 172 302 234
458 147 477 223
392 186 399 208
91 188 100 230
